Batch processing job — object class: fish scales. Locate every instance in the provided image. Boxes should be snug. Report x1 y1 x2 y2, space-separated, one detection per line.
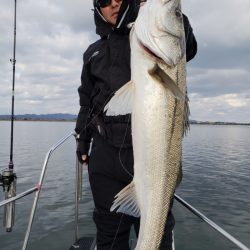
104 0 188 249
131 36 186 249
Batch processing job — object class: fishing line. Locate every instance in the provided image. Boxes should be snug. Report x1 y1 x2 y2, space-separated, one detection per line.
110 213 124 250
77 89 134 172
78 90 115 137
77 87 134 247
80 92 134 178
118 115 134 178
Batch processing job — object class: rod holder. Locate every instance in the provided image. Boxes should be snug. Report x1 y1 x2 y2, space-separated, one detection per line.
1 169 17 232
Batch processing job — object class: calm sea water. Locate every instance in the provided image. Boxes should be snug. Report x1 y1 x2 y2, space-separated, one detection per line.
0 121 249 250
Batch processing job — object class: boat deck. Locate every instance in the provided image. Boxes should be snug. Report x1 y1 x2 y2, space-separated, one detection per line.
69 237 137 250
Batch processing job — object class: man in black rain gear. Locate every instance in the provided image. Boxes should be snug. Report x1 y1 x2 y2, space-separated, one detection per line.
75 0 197 249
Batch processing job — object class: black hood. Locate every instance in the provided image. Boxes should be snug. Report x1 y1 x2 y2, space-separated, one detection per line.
94 0 140 38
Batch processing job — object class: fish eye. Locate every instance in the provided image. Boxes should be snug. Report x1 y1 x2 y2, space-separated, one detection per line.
175 8 182 18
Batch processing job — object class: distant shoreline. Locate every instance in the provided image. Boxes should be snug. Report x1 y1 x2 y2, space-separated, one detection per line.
0 117 249 126
189 121 250 126
0 119 76 122
0 113 77 122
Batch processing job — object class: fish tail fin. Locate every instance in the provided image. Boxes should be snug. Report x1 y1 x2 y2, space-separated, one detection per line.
110 181 140 217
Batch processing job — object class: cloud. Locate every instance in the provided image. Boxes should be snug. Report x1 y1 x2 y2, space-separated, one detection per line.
189 92 250 122
0 0 249 122
0 0 96 115
183 0 250 47
183 0 250 122
187 67 250 97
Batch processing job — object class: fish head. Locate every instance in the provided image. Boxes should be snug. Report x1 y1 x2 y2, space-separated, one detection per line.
134 0 185 66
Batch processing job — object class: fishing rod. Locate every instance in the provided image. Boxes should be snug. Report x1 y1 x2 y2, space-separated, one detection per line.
0 0 17 232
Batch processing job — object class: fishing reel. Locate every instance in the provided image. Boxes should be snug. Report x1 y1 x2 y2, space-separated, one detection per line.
0 168 17 232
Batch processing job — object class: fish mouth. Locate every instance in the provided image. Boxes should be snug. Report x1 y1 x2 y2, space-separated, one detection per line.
136 31 184 66
138 38 184 67
137 38 163 62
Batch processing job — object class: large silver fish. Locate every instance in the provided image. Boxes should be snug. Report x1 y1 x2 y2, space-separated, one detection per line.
105 0 188 249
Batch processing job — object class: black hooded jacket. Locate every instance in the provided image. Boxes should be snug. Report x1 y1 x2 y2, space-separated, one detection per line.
75 0 197 156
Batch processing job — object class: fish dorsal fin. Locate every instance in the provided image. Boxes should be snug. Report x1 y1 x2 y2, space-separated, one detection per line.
110 181 140 217
149 64 184 100
104 80 134 116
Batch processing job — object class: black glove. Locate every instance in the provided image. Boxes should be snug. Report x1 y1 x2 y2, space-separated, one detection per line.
76 139 89 164
183 14 197 62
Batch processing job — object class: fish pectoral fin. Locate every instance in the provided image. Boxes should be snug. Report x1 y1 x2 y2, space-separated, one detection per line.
110 181 140 217
149 64 184 100
104 80 134 116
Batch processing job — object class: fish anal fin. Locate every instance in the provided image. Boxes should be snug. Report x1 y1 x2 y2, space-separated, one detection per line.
149 64 184 100
110 181 140 218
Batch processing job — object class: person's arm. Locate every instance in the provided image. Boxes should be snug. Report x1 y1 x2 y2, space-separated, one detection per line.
75 53 94 164
183 14 197 62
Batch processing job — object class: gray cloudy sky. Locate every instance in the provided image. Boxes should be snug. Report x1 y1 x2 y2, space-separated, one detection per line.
0 0 250 122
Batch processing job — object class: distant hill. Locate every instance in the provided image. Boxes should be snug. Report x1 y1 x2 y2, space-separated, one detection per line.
0 113 77 121
189 120 250 126
0 114 249 125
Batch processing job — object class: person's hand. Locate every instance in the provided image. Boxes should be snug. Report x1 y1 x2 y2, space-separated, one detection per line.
76 150 88 165
76 139 89 164
81 155 88 164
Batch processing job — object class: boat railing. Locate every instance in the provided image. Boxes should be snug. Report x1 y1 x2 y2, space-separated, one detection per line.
0 132 249 250
0 131 78 250
173 194 249 250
